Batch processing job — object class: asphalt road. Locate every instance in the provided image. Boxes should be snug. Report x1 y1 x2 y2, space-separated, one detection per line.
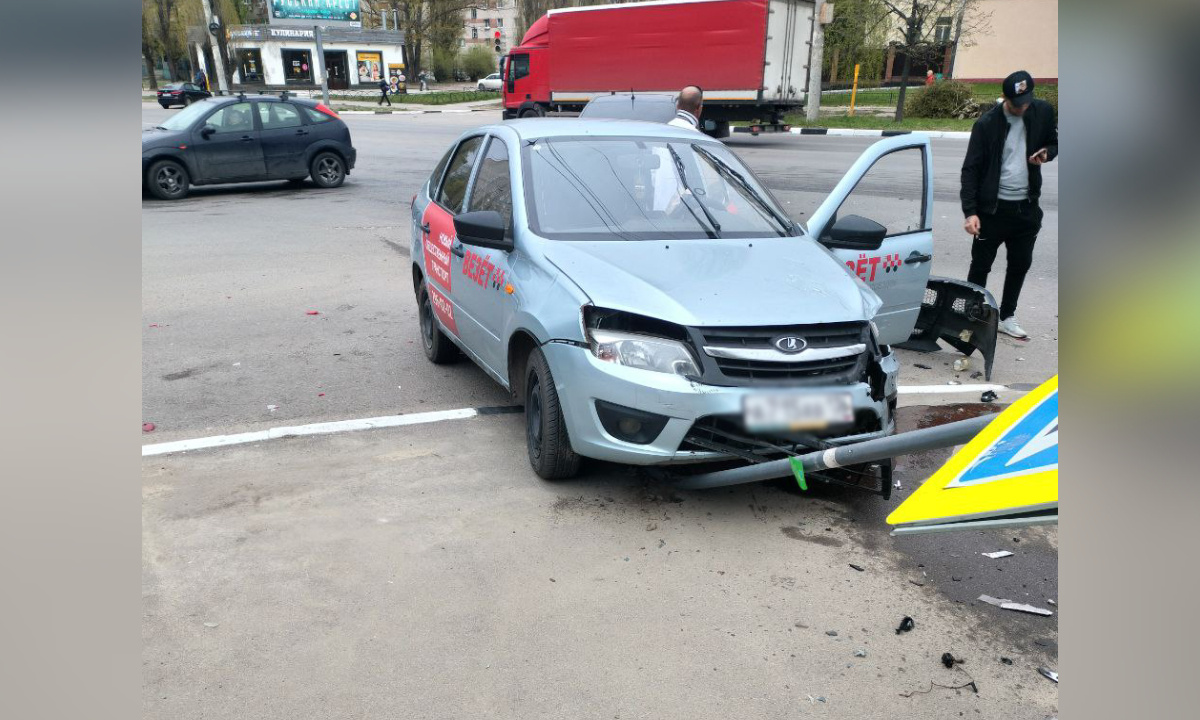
142 103 1059 718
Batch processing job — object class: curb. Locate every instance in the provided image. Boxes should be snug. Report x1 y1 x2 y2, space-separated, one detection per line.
787 127 971 139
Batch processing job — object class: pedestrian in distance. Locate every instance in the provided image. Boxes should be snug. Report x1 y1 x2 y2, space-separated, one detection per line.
925 69 935 87
194 69 208 91
378 77 391 106
669 85 704 131
960 70 1058 339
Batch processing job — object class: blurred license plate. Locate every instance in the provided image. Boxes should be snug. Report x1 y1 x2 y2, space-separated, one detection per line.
743 393 853 432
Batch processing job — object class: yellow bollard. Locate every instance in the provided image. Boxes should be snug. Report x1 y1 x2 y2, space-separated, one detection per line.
849 64 860 117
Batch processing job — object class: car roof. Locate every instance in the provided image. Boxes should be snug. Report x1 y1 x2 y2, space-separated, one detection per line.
484 118 713 143
198 94 316 106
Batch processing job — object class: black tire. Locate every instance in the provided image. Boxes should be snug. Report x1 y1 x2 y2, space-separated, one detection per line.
183 96 192 106
519 107 541 119
146 159 189 201
477 83 485 91
418 285 457 364
525 348 581 480
310 151 346 188
159 103 170 109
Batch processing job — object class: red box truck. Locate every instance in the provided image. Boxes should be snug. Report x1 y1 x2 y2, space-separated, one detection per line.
501 0 816 137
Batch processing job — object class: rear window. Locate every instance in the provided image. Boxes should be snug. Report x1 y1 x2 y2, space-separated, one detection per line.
300 105 334 124
258 102 303 129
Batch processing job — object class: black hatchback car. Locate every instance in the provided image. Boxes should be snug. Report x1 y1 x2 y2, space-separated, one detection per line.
142 95 357 200
156 82 211 108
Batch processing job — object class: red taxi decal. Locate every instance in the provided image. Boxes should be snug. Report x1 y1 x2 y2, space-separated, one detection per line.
846 252 902 282
463 249 506 291
427 284 458 335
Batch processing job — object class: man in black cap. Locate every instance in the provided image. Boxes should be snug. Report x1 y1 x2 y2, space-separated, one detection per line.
961 70 1058 339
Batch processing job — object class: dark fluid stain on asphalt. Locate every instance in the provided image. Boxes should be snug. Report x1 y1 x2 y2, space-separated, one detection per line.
162 368 199 381
780 526 843 547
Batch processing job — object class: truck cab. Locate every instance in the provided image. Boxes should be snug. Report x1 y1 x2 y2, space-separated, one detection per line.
502 17 550 119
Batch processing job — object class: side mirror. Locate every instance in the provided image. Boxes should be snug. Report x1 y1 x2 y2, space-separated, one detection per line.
199 125 216 138
820 214 888 250
454 210 513 251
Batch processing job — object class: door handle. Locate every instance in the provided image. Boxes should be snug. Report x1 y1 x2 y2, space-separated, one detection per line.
450 242 465 258
419 223 430 234
295 130 308 136
904 252 933 265
239 135 254 142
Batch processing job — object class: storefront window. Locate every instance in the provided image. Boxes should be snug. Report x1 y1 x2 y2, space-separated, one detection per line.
236 49 263 83
281 49 312 84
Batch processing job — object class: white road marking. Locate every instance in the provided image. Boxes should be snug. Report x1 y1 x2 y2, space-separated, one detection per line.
897 384 1009 395
142 408 478 457
143 383 1016 457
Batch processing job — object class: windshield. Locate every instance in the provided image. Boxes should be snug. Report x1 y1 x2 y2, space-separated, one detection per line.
157 101 214 131
523 136 797 241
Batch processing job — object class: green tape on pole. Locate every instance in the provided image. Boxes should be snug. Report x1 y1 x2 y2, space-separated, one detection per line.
789 456 807 491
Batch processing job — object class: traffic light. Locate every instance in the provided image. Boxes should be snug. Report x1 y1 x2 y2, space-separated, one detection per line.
494 30 501 53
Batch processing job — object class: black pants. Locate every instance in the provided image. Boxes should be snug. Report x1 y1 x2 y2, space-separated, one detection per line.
378 90 391 106
967 199 1042 320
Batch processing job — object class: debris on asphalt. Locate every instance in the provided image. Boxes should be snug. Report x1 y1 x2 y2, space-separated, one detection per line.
267 404 278 412
318 393 325 397
947 380 962 385
825 630 838 636
981 390 999 403
1000 602 1054 616
549 578 555 582
143 422 156 433
978 594 1009 607
900 672 978 698
1047 599 1056 606
306 310 320 315
1001 657 1014 665
970 371 983 379
941 652 963 669
982 550 1014 559
908 579 925 587
806 695 827 704
914 363 932 370
854 649 867 657
1037 667 1059 683
953 358 970 372
646 523 657 531
848 563 865 572
895 616 915 634
1017 357 1025 361
203 622 219 628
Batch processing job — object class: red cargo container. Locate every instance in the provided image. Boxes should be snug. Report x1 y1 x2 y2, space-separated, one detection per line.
501 0 816 137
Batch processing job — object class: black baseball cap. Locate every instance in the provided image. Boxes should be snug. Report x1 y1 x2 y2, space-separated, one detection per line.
1003 70 1035 106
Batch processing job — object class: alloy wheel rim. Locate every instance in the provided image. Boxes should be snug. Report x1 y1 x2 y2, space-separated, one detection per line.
318 158 341 184
157 167 180 194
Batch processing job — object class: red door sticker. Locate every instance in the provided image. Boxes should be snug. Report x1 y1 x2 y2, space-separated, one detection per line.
422 203 457 334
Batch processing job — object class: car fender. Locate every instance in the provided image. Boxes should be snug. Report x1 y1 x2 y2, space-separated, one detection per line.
142 148 198 181
304 140 351 172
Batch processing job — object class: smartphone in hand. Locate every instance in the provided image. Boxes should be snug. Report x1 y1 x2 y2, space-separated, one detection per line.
1028 148 1048 164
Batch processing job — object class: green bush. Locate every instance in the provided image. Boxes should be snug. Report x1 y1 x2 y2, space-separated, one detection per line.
1037 84 1058 117
462 46 499 81
431 47 459 83
905 80 978 118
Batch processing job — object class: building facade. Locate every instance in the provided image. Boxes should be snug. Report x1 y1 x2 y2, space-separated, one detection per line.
459 1 521 54
952 0 1058 82
217 24 407 90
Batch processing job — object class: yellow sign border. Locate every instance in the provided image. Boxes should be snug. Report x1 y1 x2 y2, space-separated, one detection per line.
887 375 1058 528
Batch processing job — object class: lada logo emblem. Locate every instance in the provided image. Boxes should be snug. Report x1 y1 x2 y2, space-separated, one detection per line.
773 336 807 354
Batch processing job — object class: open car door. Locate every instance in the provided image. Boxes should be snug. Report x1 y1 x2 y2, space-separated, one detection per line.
805 135 935 346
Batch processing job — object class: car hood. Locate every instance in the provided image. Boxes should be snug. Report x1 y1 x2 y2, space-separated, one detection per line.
542 236 880 327
142 127 186 150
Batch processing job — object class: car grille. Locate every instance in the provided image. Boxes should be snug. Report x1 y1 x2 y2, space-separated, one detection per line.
691 322 869 386
680 411 883 463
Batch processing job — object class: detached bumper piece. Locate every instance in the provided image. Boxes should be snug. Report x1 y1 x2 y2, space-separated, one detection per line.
896 277 1000 381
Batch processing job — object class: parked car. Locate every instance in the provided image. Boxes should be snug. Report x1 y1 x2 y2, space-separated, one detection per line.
156 82 211 108
410 119 936 480
579 93 677 123
477 73 503 92
142 95 356 200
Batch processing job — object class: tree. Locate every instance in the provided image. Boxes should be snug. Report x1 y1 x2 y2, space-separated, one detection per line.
362 1 477 81
822 0 891 86
880 0 990 121
462 45 498 80
142 1 162 89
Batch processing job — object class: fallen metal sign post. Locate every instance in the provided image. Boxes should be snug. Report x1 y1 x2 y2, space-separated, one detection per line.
675 413 997 491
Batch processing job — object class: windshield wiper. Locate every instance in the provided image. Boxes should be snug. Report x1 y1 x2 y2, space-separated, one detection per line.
692 144 796 236
666 144 721 239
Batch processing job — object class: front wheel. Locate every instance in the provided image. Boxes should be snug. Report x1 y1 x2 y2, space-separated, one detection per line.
159 103 170 109
525 348 581 480
146 159 189 200
310 151 346 188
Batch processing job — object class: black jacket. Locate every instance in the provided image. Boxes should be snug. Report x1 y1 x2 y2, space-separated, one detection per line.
960 99 1058 217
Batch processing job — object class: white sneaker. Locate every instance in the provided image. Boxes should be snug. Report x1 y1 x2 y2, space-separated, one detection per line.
998 317 1029 339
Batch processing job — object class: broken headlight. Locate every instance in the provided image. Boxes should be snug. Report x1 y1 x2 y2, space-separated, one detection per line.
587 328 700 378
